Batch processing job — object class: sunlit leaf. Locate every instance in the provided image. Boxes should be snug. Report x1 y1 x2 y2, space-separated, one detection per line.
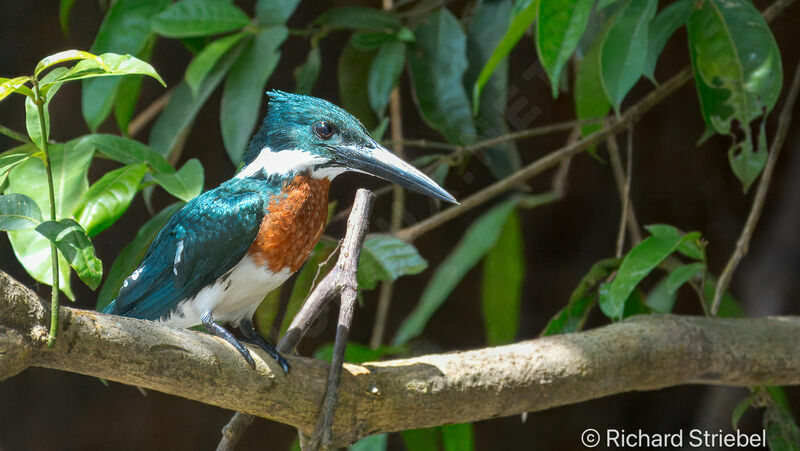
409 8 476 145
150 158 204 202
536 0 593 97
35 50 105 79
221 26 287 164
151 0 250 38
0 193 43 230
36 219 103 290
481 210 524 345
78 134 173 173
73 163 148 237
114 35 158 135
97 202 182 310
393 198 518 345
44 53 165 88
0 76 33 103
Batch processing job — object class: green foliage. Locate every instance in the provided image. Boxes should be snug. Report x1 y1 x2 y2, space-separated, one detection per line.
294 43 321 95
348 434 388 451
598 225 702 320
687 0 782 191
643 0 692 82
186 33 247 95
401 423 475 451
368 40 406 118
536 0 593 97
73 163 148 237
481 210 524 345
409 8 476 145
764 387 800 450
151 0 250 38
357 235 428 291
281 240 338 334
0 193 43 231
393 198 518 345
36 219 103 290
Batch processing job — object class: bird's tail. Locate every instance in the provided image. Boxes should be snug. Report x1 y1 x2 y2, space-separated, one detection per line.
101 299 117 314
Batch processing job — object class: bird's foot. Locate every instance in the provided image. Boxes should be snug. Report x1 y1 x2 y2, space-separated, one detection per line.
240 319 291 374
202 314 256 369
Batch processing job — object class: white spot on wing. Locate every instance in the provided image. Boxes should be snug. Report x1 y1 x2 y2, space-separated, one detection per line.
173 240 184 276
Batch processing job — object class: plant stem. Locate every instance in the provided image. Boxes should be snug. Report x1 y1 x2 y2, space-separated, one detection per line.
31 79 60 348
0 123 30 144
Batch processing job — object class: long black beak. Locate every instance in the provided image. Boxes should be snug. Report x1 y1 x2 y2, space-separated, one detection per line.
334 143 458 204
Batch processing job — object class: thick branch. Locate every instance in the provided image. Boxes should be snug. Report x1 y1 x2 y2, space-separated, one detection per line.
2 271 799 446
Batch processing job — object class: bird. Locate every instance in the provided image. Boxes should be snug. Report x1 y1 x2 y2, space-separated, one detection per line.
102 90 456 373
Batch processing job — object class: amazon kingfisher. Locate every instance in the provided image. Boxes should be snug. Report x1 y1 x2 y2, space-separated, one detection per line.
102 90 455 373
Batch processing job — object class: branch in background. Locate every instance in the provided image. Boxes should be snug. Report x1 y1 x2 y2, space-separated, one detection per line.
216 189 376 451
395 68 693 242
711 58 800 315
0 123 30 144
608 129 640 257
127 89 172 138
2 272 798 447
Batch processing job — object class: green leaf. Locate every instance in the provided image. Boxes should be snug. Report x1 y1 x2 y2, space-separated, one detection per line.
536 0 593 97
0 76 33 103
338 37 378 131
294 43 321 95
253 286 282 339
221 26 287 165
598 225 699 320
574 30 611 138
357 235 428 291
5 141 94 299
73 163 148 237
367 40 406 118
402 428 440 451
25 96 49 151
351 32 393 51
186 33 248 95
0 193 43 230
44 53 165 88
472 0 538 113
152 0 250 38
481 210 524 345
601 0 657 111
349 434 388 451
732 394 754 430
764 387 800 451
666 262 705 296
36 219 103 290
79 134 173 173
442 423 474 451
313 342 402 364
60 0 76 35
35 50 106 79
149 41 246 157
0 145 36 184
643 0 692 82
645 223 705 260
393 199 518 345
644 276 676 314
281 240 338 334
151 158 204 202
687 0 782 135
409 8 476 145
256 0 300 26
729 121 768 192
97 202 182 310
465 0 521 179
542 258 620 335
313 7 401 33
82 0 169 132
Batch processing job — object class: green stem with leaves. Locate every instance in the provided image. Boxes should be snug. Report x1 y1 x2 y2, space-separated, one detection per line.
31 78 60 348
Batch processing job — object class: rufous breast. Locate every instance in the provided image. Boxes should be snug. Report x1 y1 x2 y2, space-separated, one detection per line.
248 175 330 273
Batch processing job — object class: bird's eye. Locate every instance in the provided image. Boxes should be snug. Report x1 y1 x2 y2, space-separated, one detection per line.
313 121 335 140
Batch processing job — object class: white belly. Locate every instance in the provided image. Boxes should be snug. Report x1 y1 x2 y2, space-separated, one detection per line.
160 255 291 328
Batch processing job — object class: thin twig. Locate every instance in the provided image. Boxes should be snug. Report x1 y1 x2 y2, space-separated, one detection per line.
127 90 172 138
607 132 643 248
216 190 376 451
395 68 693 242
711 58 800 315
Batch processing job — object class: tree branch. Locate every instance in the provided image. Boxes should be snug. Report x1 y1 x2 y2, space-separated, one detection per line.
2 270 799 447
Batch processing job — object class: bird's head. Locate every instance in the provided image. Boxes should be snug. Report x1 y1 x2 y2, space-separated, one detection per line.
238 90 456 203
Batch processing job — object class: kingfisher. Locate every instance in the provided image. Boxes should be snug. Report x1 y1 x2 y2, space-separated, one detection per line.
102 90 455 373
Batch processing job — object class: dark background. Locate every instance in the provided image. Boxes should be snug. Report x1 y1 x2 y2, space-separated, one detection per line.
1 1 799 450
